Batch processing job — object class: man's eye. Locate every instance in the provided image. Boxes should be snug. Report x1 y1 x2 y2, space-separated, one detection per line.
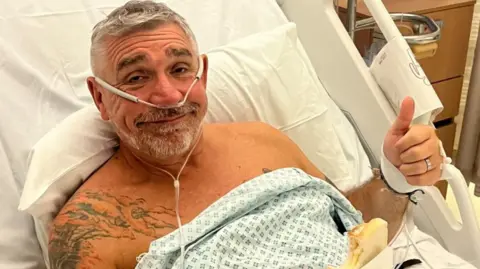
127 75 146 83
172 66 189 74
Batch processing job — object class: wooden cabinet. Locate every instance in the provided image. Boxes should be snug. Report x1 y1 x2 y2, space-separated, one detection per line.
437 123 457 158
418 6 474 82
433 77 463 122
337 0 476 197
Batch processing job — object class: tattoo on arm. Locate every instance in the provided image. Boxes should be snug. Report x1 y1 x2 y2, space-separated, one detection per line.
48 190 177 269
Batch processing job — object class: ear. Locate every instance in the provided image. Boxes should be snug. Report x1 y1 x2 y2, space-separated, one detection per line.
200 54 209 88
86 77 110 121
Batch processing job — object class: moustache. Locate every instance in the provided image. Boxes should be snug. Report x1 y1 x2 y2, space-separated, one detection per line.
134 102 199 126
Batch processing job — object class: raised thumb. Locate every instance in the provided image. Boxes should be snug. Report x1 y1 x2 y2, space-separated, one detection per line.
391 96 415 135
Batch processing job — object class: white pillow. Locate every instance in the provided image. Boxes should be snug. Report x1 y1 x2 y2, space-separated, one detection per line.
19 23 372 258
20 105 118 217
204 23 357 186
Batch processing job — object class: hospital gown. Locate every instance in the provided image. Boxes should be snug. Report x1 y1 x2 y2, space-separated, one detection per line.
135 167 477 269
135 167 363 269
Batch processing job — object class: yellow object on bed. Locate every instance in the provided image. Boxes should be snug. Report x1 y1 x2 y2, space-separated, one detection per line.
331 218 389 269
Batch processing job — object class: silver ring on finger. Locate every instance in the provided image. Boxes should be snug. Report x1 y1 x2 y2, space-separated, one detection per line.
425 158 433 172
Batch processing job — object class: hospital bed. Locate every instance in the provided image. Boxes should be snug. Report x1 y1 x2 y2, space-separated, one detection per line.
0 0 479 268
280 0 480 265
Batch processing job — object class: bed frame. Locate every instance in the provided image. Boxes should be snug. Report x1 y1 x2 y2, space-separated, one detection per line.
277 0 480 267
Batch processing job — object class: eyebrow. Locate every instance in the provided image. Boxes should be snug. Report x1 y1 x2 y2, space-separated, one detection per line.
115 48 193 74
165 47 193 58
117 54 147 73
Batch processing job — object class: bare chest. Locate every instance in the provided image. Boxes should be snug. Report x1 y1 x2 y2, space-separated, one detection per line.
90 152 299 269
126 157 292 229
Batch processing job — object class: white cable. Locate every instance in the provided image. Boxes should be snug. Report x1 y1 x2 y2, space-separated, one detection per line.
157 128 203 269
394 243 411 269
391 210 410 269
95 56 204 110
174 78 199 108
395 235 410 268
390 204 434 269
404 224 435 269
100 56 205 267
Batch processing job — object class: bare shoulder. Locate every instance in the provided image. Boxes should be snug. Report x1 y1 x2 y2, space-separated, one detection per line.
218 122 326 179
214 122 295 152
48 186 176 269
48 188 118 269
225 121 292 143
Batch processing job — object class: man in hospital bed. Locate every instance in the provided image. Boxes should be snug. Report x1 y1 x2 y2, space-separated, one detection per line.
46 1 473 269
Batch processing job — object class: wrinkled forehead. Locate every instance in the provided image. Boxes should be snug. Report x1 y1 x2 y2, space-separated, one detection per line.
101 24 196 77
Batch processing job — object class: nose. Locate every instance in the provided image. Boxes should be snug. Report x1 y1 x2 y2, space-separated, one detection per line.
147 76 184 106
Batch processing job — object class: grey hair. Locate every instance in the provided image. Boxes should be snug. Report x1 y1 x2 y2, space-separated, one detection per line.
90 0 198 75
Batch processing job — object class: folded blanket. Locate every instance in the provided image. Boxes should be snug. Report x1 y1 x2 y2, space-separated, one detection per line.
136 167 364 269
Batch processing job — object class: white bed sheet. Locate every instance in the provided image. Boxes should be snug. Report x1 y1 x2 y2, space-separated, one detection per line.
391 224 477 268
0 0 371 267
0 143 46 269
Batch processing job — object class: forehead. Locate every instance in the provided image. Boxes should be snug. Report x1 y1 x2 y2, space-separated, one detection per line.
104 24 194 71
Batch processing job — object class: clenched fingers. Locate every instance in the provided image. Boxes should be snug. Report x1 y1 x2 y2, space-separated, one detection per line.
398 150 442 177
404 164 442 186
395 125 434 153
399 135 439 164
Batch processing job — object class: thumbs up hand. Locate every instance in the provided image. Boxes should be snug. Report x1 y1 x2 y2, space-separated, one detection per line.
383 97 442 186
